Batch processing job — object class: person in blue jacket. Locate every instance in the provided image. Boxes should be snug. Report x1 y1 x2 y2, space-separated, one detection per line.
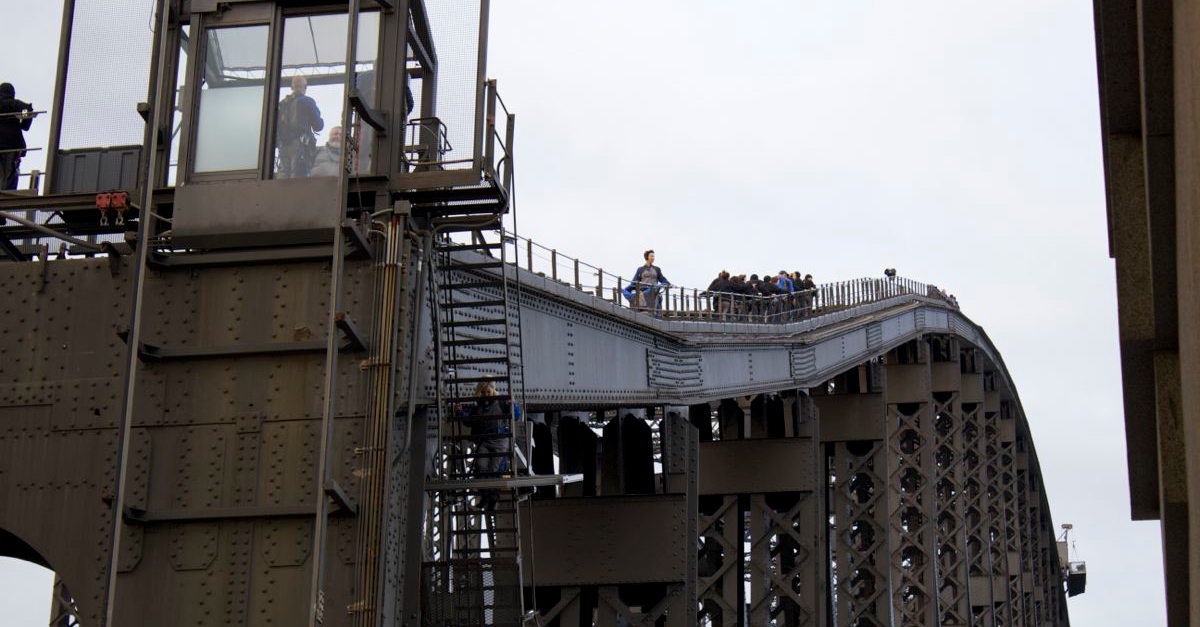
623 249 671 312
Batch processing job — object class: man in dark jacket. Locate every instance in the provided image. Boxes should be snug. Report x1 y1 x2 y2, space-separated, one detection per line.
801 274 817 314
0 83 35 190
275 75 324 178
706 271 732 319
758 272 780 320
625 249 671 312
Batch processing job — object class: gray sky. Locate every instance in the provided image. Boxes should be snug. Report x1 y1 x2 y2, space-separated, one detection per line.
0 1 1165 625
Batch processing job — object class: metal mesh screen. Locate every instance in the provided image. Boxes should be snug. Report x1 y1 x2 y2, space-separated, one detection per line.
425 0 483 170
422 559 522 626
58 0 154 149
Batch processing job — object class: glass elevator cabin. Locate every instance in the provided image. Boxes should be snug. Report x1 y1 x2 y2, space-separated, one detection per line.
3 0 512 254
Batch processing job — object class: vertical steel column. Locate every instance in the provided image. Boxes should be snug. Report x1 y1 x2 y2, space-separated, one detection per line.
812 363 888 627
747 491 823 626
884 340 937 626
981 384 1014 626
102 2 173 623
1024 464 1047 627
44 0 77 192
830 439 890 627
744 392 823 626
932 386 971 626
663 409 699 627
995 400 1026 627
391 402 429 627
698 495 741 626
305 3 360 623
1016 442 1036 627
961 385 995 627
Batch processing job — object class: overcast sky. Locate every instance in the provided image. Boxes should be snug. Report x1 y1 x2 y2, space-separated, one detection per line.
0 1 1165 625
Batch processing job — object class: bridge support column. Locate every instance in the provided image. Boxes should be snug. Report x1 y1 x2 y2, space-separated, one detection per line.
558 413 597 497
930 339 972 627
693 393 823 627
393 407 428 627
524 408 696 627
1017 437 1036 627
812 362 890 627
884 339 937 626
996 397 1028 627
964 369 996 627
698 494 742 626
978 374 1022 626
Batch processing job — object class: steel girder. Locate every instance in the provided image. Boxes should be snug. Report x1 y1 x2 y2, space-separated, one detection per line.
0 253 1072 627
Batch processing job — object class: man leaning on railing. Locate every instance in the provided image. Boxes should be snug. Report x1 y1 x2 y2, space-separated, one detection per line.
623 249 672 314
0 82 35 191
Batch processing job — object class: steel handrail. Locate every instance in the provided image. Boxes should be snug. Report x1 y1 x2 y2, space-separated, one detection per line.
0 109 46 120
490 229 956 321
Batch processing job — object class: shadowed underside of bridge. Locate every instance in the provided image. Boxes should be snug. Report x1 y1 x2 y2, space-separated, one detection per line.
0 244 1069 626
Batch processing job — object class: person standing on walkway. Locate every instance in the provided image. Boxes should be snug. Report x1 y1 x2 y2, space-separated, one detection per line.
0 83 35 190
626 249 671 312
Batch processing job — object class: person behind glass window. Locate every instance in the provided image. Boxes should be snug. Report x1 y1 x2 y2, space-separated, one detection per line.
0 83 35 191
309 126 343 177
275 75 324 179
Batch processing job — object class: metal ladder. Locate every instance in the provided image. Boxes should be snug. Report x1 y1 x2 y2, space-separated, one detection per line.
423 213 527 626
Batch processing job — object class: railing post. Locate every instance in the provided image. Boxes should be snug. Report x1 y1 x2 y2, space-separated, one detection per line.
483 79 498 178
526 239 533 272
574 260 581 291
597 270 604 298
504 112 516 192
551 249 558 281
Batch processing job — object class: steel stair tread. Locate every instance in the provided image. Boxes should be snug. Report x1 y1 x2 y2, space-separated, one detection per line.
438 260 505 271
439 280 504 290
437 242 504 253
445 357 509 365
442 299 506 309
442 318 508 328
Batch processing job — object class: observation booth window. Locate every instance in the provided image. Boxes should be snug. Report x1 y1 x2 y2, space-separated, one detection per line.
185 6 380 183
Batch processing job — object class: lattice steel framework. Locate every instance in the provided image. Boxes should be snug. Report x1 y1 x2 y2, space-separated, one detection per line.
997 399 1027 626
698 496 740 626
886 395 936 626
831 439 891 627
746 492 822 625
964 375 996 627
933 387 971 627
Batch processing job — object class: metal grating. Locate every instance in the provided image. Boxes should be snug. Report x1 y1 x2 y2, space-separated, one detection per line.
422 0 484 170
58 0 153 149
421 559 523 626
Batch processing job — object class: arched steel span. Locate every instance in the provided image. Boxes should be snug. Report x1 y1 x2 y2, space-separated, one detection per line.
413 247 1028 410
0 244 1070 626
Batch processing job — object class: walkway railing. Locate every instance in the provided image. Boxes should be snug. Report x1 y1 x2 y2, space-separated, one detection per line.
501 230 959 323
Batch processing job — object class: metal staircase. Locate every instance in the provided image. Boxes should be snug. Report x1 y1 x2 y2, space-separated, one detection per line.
421 195 528 625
